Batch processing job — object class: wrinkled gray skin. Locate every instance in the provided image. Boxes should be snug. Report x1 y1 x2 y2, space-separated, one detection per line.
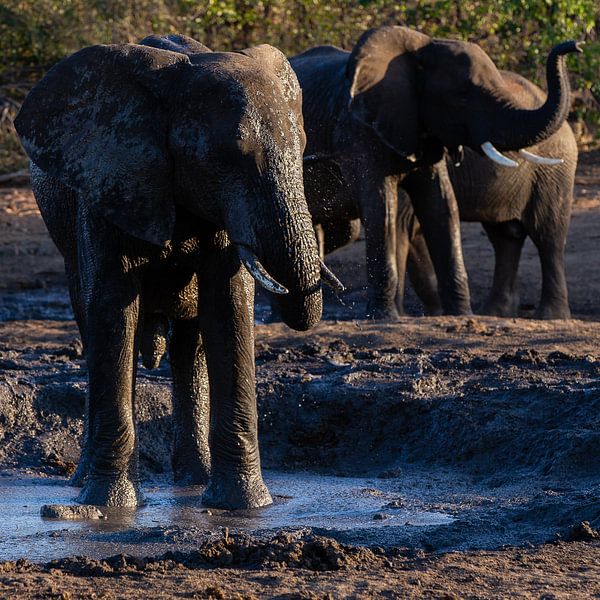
398 108 578 319
292 26 579 320
15 34 323 509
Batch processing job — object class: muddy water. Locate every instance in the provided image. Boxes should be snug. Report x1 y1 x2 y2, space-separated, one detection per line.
0 473 451 562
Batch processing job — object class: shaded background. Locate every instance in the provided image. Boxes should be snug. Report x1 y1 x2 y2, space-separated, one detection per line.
0 0 599 175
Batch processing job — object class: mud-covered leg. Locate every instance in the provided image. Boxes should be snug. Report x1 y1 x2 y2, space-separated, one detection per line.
527 226 571 319
65 268 94 487
521 182 572 319
407 230 442 316
394 189 414 315
170 318 211 485
199 243 271 509
355 174 400 321
481 221 526 317
76 215 143 507
404 160 471 315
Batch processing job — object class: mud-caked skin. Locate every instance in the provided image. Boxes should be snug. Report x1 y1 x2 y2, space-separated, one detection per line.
292 27 580 320
16 34 324 510
397 71 578 319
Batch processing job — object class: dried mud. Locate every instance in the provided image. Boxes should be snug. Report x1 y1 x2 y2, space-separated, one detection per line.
0 150 599 597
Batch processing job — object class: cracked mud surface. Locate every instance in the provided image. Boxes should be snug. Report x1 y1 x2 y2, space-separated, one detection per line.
0 150 599 597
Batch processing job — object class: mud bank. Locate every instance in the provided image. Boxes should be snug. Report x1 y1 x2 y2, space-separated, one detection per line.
1 317 599 557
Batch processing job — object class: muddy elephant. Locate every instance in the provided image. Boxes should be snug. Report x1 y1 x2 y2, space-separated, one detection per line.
15 34 341 510
291 26 580 320
398 109 578 319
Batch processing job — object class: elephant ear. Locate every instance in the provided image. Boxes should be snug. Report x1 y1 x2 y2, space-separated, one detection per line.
347 26 430 159
15 44 190 245
236 45 303 117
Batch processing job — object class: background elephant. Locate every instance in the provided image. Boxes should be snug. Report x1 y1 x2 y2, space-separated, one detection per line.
291 26 580 320
397 108 578 319
15 34 328 510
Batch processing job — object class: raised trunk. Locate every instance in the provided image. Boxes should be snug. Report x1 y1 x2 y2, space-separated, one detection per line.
486 41 581 150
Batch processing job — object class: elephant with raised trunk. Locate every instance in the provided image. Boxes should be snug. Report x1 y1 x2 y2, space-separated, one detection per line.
292 26 580 320
15 34 340 510
398 110 578 319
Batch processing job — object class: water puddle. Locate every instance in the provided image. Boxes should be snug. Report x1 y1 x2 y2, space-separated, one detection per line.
0 472 452 562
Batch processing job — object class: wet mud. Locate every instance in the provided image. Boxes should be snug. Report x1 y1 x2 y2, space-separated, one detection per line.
0 151 599 596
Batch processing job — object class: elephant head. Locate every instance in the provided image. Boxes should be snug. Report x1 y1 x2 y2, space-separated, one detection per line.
15 40 336 331
347 26 581 167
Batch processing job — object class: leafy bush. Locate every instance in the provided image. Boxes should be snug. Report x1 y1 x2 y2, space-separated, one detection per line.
0 0 598 172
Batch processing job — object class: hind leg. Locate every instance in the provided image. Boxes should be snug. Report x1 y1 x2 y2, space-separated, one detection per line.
481 221 526 317
407 230 442 316
170 318 211 485
526 217 571 320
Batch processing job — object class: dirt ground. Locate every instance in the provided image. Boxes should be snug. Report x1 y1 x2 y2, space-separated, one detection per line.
0 151 599 597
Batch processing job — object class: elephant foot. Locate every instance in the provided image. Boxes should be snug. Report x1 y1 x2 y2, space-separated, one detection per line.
535 303 571 320
482 294 519 318
424 304 444 316
201 472 272 510
77 473 143 508
481 303 516 318
172 451 211 486
442 304 473 316
365 303 400 322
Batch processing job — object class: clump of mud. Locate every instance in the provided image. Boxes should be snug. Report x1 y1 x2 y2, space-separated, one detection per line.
19 531 383 576
40 504 106 520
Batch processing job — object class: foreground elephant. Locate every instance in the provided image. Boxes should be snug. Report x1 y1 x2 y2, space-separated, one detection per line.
292 26 580 320
15 34 333 509
398 109 578 319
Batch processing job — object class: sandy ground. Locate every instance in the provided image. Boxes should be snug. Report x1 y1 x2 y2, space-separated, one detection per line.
0 151 599 597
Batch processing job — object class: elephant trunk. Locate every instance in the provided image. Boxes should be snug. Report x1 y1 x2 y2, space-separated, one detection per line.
228 192 323 332
261 204 323 331
483 41 581 151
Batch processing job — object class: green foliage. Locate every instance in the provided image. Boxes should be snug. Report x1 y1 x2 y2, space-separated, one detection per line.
0 0 598 172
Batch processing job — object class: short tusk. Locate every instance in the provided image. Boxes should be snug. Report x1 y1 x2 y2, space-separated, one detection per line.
518 149 564 166
481 142 519 168
238 246 289 295
320 260 345 294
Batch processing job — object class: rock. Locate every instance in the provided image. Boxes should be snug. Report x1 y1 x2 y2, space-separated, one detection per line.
40 504 106 520
567 521 600 541
373 512 392 521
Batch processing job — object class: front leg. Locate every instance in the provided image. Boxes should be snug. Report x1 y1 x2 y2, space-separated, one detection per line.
76 213 143 507
403 160 472 315
354 174 400 321
198 241 271 509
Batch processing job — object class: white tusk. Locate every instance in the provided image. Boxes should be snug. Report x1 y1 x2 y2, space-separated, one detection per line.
481 142 519 168
320 260 345 294
238 246 288 295
518 149 564 166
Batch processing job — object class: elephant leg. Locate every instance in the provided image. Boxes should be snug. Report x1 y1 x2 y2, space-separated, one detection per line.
170 317 211 486
526 210 571 320
407 230 442 316
356 175 400 321
314 223 326 259
198 246 271 509
481 221 526 317
403 160 472 315
64 265 94 488
394 198 411 315
75 212 143 507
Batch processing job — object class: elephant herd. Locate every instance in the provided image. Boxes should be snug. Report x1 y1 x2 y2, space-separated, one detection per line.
14 27 581 509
